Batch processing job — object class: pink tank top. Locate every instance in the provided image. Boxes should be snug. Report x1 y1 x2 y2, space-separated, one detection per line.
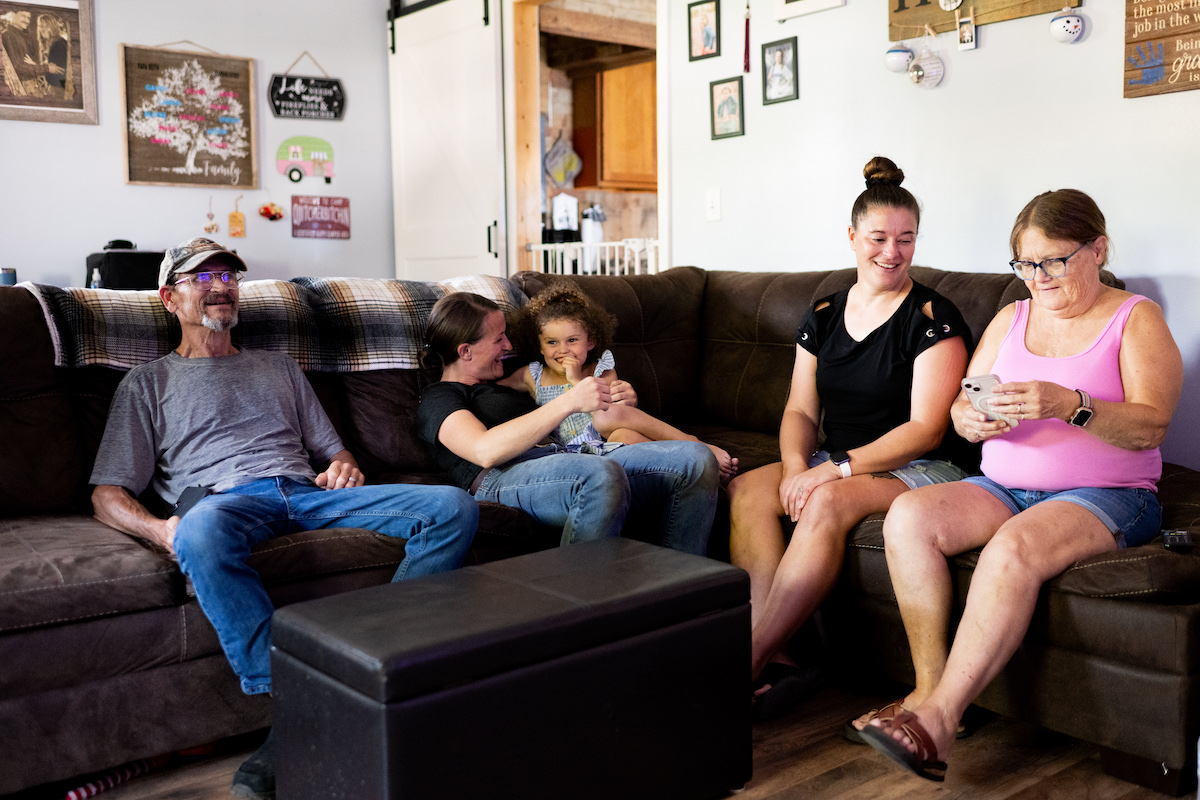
980 295 1160 492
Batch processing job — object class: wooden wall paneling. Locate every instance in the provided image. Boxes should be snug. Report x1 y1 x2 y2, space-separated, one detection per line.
540 7 655 48
514 0 552 271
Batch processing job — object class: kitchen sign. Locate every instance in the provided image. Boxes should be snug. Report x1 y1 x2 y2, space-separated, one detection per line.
292 195 350 239
268 74 345 119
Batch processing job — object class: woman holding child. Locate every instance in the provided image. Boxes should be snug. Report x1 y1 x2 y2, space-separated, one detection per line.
415 292 719 555
859 189 1182 781
728 157 971 720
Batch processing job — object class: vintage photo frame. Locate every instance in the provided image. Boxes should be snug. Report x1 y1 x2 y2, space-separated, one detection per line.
120 43 258 188
688 0 720 62
710 76 744 140
0 0 97 124
762 37 798 105
775 0 844 22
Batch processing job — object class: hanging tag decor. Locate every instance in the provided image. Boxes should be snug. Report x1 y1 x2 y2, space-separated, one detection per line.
269 51 345 119
909 25 945 89
229 195 246 238
743 0 751 73
885 42 915 71
204 197 219 234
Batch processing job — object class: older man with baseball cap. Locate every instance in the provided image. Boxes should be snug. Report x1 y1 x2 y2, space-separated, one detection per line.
91 238 479 800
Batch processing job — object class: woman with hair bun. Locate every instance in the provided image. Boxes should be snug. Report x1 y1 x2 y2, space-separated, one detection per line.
728 156 971 720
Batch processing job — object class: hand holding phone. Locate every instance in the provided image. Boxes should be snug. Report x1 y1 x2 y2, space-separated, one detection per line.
961 374 1018 426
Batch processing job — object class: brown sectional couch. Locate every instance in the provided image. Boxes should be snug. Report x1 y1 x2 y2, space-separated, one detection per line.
2 266 1199 794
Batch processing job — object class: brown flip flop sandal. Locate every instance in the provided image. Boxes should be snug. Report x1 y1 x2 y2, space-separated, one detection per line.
859 710 948 782
842 699 906 744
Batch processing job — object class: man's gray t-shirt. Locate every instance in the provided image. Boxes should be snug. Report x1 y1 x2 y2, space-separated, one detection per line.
90 350 344 505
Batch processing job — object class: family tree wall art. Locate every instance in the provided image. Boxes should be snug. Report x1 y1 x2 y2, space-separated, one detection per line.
120 43 257 188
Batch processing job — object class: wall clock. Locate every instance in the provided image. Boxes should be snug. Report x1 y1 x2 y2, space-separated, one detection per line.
939 0 963 9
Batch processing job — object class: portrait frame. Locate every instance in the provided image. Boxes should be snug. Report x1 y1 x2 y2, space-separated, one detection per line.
775 0 844 22
710 76 744 140
120 43 258 189
0 0 97 124
761 37 798 105
688 0 720 62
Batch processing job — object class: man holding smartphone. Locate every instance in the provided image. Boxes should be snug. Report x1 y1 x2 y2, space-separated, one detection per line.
89 238 479 800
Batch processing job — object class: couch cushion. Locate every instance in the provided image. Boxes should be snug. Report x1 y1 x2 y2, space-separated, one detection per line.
336 370 436 475
0 288 90 516
0 516 182 632
843 465 1200 605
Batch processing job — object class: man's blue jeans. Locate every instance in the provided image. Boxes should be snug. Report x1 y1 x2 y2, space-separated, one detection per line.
473 440 718 555
173 478 478 695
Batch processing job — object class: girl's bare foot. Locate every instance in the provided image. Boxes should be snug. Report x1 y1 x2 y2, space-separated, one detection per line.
707 445 738 480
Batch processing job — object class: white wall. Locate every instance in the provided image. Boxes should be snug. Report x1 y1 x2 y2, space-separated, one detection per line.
666 1 1200 470
0 0 394 288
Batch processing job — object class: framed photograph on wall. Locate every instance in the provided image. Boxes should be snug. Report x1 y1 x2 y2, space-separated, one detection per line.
762 37 797 104
0 0 97 124
688 0 720 62
120 43 258 188
775 0 844 22
710 76 743 140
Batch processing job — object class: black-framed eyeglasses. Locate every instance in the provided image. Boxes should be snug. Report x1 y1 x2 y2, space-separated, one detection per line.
174 270 243 289
1009 240 1094 280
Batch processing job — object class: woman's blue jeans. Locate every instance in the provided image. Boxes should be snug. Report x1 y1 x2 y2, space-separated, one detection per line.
473 440 719 555
173 477 478 695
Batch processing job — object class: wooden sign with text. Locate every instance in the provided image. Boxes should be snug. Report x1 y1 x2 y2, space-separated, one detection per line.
889 0 1079 41
1125 0 1200 98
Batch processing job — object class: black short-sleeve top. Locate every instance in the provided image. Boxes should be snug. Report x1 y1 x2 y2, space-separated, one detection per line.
416 381 538 490
795 280 970 457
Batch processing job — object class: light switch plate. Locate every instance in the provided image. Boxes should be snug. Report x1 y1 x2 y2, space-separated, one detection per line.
705 188 721 221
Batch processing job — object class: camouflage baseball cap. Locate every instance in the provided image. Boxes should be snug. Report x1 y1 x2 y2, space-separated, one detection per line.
158 237 248 288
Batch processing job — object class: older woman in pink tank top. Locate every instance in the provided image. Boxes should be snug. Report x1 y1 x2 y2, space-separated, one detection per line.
855 190 1182 781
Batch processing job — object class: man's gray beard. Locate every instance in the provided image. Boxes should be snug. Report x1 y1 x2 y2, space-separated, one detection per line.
202 310 238 332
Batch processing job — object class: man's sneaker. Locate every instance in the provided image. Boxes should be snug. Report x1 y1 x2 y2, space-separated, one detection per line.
230 728 275 800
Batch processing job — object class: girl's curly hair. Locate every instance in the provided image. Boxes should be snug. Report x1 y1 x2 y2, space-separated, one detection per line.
508 278 618 362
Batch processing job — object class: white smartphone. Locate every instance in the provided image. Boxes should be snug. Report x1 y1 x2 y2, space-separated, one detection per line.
961 374 1018 425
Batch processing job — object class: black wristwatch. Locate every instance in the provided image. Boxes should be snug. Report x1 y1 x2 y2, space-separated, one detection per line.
1068 389 1094 428
830 450 851 478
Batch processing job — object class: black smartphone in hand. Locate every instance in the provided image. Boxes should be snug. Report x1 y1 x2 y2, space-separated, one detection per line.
173 486 213 519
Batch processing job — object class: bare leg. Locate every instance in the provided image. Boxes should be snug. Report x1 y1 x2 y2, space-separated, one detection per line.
750 473 908 680
875 497 1117 761
728 463 788 616
594 404 737 479
875 483 1011 718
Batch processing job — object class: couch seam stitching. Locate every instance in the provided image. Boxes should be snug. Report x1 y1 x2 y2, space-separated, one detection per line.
0 568 176 596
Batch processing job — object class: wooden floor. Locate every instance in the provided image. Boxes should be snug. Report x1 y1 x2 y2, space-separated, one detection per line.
9 684 1196 800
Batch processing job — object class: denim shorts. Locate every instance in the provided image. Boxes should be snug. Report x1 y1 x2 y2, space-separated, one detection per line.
811 451 967 490
961 476 1161 549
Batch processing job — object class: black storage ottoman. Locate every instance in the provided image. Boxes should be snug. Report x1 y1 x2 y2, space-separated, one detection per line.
271 538 751 800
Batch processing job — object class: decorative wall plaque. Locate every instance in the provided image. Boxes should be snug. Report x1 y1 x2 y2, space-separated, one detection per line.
1125 0 1200 98
268 74 345 119
292 195 350 239
120 43 256 188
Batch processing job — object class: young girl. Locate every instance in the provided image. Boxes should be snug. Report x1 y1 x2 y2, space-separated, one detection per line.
501 281 738 479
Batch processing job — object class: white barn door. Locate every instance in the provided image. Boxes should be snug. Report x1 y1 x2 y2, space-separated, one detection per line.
388 0 508 280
